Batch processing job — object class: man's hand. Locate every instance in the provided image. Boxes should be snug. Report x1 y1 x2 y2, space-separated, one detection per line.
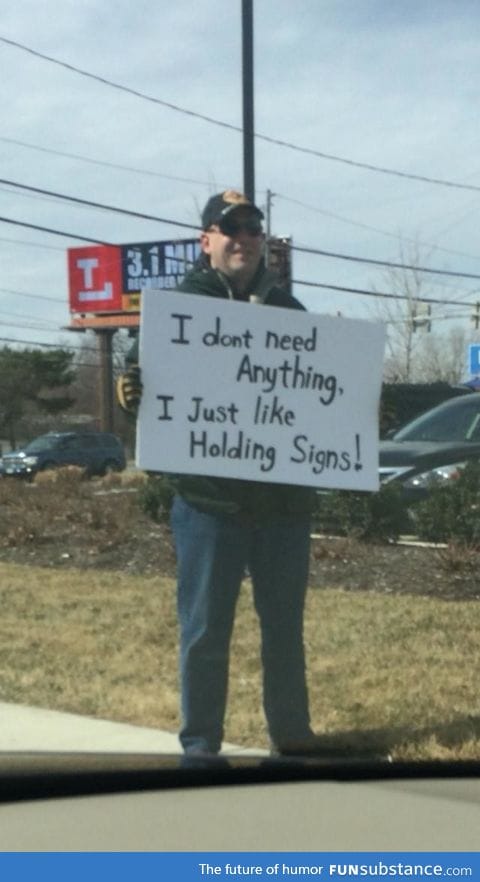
116 365 143 415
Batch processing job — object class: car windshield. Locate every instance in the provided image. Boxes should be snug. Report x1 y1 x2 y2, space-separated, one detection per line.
393 400 480 443
24 435 61 453
2 6 480 838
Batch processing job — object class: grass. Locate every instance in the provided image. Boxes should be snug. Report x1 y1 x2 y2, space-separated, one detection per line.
0 560 479 760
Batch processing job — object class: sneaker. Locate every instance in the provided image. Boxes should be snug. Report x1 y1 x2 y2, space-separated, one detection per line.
181 748 230 770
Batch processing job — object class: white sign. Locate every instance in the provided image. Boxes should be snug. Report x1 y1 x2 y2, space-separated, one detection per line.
136 291 386 491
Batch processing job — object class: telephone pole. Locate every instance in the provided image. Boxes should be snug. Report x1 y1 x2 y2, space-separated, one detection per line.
242 0 255 201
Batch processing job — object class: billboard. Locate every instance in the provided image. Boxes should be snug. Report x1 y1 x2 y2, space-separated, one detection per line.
67 239 202 316
67 245 123 314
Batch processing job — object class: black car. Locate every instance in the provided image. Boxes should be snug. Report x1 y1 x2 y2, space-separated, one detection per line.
379 393 480 504
0 431 126 479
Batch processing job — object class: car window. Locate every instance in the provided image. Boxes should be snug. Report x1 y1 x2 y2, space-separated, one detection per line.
25 435 60 453
394 401 480 443
61 436 81 450
81 436 100 448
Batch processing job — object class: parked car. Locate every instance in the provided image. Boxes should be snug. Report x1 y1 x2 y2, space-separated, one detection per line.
0 431 126 479
379 393 480 505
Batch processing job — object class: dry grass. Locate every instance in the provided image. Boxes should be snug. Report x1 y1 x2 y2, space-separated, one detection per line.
0 471 139 555
0 560 479 760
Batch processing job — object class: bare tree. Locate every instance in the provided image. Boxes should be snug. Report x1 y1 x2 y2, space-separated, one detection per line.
415 326 467 383
370 237 454 382
68 335 100 420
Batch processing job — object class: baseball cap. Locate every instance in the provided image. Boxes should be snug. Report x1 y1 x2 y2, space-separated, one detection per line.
202 189 264 230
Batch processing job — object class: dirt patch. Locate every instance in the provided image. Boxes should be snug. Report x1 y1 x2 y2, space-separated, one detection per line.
0 474 478 602
309 536 480 602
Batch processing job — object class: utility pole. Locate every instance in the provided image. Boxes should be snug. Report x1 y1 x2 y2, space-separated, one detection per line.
97 329 115 432
242 0 255 201
472 301 480 331
265 188 273 263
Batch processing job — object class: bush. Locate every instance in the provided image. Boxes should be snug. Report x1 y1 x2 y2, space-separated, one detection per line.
138 476 407 542
34 465 86 485
414 460 480 545
313 482 407 542
138 475 174 523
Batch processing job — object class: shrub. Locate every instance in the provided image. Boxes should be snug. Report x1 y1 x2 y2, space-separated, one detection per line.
138 475 174 523
414 460 480 545
34 465 86 485
313 482 406 542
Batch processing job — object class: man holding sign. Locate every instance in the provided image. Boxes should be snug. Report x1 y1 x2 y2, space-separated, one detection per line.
118 190 324 757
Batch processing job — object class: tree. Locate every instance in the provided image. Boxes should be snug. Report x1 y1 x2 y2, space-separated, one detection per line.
371 238 438 382
369 237 476 385
416 326 468 384
0 346 76 448
68 336 100 418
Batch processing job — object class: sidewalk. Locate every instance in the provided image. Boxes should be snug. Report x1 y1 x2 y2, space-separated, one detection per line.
0 702 264 756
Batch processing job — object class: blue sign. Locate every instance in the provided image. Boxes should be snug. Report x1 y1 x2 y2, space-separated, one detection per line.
468 343 480 376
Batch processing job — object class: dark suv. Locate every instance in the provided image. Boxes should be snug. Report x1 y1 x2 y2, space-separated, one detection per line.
0 432 126 479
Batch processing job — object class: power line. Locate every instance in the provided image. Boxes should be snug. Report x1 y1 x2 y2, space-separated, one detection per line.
292 244 480 281
292 278 476 308
275 192 480 265
1 274 477 337
0 136 212 186
3 213 480 300
4 179 480 282
0 338 100 369
388 312 473 327
0 286 66 305
3 34 480 194
0 236 64 251
0 178 199 231
0 332 106 358
0 216 112 245
0 307 60 326
7 170 478 274
0 334 130 371
8 141 477 280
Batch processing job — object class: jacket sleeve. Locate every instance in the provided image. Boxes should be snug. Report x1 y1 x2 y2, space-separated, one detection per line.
125 336 140 366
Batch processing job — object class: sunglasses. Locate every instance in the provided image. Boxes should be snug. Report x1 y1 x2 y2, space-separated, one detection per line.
216 216 263 237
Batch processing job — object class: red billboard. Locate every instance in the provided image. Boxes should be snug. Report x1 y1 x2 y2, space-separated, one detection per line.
68 245 123 313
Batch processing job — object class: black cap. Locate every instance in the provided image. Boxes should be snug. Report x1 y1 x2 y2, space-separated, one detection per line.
202 189 264 230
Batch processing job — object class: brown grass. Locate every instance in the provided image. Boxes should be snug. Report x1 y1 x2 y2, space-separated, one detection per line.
0 560 479 760
0 471 139 555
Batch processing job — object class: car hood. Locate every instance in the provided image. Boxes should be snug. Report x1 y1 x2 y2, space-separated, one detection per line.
0 751 478 803
379 439 480 470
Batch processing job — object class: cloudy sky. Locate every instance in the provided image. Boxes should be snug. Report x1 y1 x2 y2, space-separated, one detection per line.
1 0 480 351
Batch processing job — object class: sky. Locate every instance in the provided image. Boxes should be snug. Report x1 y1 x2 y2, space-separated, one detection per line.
1 0 480 356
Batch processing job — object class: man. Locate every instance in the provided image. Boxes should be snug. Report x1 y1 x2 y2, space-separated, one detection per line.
118 190 317 757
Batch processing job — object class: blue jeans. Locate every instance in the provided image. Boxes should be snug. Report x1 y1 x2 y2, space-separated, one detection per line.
170 494 312 754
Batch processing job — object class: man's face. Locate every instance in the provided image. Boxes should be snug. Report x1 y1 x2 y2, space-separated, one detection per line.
200 208 264 285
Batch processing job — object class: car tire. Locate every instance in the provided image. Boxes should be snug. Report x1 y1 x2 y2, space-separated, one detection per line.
102 460 121 475
41 461 57 472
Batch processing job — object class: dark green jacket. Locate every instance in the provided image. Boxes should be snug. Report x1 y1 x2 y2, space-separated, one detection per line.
129 260 315 519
